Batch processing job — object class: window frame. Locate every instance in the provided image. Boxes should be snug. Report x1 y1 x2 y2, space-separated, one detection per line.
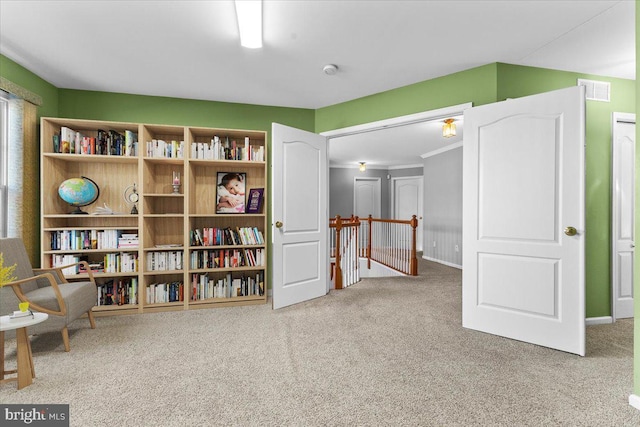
0 90 9 237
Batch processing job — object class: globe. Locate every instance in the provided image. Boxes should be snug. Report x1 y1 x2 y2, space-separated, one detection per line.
58 176 100 214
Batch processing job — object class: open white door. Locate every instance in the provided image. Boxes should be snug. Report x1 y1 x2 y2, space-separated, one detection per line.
272 123 328 309
462 86 586 356
611 114 636 320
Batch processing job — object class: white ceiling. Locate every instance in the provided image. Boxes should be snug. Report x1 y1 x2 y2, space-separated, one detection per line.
0 0 635 168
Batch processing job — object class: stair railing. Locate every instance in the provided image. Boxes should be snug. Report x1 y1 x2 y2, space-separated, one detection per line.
329 214 418 289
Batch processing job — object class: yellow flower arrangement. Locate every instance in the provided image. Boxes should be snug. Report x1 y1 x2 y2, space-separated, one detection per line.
0 252 17 287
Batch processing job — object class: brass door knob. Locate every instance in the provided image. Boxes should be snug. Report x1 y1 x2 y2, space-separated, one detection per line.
275 221 283 228
564 226 577 236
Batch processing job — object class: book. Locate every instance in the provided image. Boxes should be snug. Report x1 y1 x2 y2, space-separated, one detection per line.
246 188 264 213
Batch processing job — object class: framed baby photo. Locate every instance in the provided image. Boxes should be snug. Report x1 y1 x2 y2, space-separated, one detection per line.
216 172 246 214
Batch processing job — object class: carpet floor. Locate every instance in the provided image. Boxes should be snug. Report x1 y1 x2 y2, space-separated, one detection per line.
1 259 639 426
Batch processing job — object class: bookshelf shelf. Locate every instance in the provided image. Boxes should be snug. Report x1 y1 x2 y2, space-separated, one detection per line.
41 117 268 315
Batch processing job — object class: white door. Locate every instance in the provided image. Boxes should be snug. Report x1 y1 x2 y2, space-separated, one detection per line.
354 177 381 218
393 176 423 251
462 86 586 356
612 114 636 320
272 123 329 309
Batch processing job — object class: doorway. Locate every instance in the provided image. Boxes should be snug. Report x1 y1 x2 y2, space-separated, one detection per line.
611 112 636 320
391 176 423 251
354 177 381 218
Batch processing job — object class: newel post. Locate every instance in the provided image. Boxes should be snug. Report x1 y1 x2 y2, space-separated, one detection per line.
334 215 343 290
409 215 418 276
367 215 373 269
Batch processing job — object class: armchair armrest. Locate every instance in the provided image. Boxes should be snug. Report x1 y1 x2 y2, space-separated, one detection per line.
34 260 96 284
2 272 67 317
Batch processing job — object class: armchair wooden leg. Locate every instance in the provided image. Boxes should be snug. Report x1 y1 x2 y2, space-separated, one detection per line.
88 310 96 329
61 327 70 352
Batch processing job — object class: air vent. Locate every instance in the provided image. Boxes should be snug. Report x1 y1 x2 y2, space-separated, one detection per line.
577 79 610 102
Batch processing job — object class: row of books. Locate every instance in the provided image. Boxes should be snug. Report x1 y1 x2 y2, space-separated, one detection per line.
51 254 82 275
190 248 265 269
191 227 264 247
191 271 264 300
190 136 265 161
104 252 138 273
145 139 185 158
53 127 137 156
97 278 137 306
49 230 138 251
146 251 184 271
147 281 184 304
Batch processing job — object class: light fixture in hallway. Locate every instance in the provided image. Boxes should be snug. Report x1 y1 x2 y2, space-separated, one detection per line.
442 118 456 138
359 162 366 172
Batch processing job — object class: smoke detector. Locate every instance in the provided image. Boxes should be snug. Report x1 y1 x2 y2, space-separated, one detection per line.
323 64 338 75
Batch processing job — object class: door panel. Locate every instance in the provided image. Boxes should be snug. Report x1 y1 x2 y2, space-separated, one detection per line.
354 178 380 218
463 86 585 356
394 177 423 251
612 116 636 319
272 123 328 309
478 116 559 241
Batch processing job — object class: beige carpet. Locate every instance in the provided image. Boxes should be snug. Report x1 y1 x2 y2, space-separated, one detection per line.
2 259 640 426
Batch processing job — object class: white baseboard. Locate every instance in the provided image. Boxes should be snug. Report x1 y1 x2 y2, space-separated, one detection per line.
422 255 462 270
629 394 640 411
585 316 613 326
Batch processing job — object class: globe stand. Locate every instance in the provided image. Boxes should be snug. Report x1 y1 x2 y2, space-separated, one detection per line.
69 206 90 215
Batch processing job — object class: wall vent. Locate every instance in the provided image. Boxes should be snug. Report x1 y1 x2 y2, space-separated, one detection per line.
577 79 610 102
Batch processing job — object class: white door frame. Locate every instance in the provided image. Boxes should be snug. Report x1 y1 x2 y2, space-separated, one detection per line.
321 102 473 227
321 103 473 141
611 112 636 321
353 177 381 218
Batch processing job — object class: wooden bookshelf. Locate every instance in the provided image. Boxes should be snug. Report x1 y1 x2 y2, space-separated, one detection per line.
40 117 268 315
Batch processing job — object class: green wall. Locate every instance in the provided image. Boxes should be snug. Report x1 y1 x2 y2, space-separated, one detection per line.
315 63 498 133
0 55 59 118
497 63 635 318
58 89 314 134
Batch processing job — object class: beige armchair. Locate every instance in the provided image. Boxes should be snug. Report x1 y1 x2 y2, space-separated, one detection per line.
0 237 97 352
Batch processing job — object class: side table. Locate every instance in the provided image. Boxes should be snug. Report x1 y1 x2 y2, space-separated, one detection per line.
0 312 48 389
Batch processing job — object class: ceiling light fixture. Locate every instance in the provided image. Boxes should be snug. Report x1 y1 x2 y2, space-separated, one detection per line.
359 162 366 172
323 64 339 75
235 0 262 49
442 118 456 138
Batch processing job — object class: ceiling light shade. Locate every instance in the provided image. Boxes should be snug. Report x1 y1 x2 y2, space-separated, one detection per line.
359 162 366 172
235 0 262 48
442 118 456 138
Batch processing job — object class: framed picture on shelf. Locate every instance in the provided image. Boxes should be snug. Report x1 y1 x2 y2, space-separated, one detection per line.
216 172 246 214
246 188 264 214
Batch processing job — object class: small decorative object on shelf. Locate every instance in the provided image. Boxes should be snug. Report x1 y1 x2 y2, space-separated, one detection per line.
58 176 100 214
246 188 264 214
172 171 181 194
123 183 139 214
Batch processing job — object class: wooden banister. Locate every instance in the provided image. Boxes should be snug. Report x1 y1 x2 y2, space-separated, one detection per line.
329 213 417 289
